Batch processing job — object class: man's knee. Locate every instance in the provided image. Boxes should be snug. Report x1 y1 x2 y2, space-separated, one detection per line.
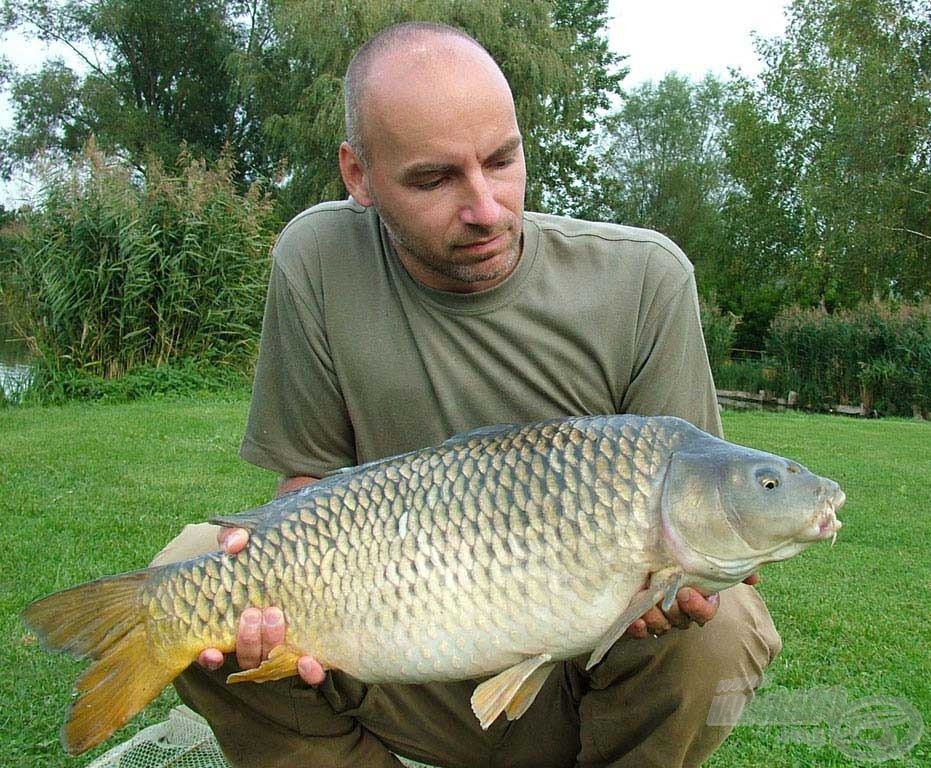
573 585 781 767
672 583 782 692
150 522 223 566
589 583 781 693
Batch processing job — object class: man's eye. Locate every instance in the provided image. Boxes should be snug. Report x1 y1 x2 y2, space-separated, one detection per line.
415 178 445 190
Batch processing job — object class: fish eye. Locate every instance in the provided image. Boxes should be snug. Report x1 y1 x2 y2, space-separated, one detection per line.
759 476 779 490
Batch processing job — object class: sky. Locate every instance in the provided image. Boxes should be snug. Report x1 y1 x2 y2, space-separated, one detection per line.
607 0 789 85
0 1 790 206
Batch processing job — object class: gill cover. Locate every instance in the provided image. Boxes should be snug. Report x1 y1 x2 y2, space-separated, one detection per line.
660 448 751 576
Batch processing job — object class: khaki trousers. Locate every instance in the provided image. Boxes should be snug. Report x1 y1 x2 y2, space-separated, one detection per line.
158 525 782 768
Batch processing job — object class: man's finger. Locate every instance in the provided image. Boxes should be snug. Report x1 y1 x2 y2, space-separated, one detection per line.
676 587 719 626
218 527 249 555
297 655 326 686
639 606 672 636
744 572 761 586
236 608 263 669
624 618 649 640
262 607 285 660
662 595 693 630
197 648 224 671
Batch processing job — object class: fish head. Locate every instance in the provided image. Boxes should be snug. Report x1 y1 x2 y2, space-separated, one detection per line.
660 443 844 581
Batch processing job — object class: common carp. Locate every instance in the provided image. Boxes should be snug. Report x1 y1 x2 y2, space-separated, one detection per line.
23 414 844 755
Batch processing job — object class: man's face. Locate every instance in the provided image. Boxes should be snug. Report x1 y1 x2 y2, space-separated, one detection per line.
341 41 527 293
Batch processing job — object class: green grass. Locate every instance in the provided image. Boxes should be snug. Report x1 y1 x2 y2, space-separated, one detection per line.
0 398 271 767
1 402 929 766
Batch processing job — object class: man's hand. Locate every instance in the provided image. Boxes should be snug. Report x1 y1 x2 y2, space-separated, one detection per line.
624 573 761 640
197 475 324 685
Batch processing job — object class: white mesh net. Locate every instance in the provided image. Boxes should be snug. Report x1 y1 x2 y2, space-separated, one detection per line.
86 706 436 768
86 707 230 768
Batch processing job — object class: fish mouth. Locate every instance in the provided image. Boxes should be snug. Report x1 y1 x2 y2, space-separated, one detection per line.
810 487 845 545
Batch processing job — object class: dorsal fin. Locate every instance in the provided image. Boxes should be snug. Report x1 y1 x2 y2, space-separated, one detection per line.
208 461 371 531
210 423 521 532
442 423 520 447
209 507 270 531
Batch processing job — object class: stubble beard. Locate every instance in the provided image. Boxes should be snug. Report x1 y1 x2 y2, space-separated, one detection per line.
375 202 522 287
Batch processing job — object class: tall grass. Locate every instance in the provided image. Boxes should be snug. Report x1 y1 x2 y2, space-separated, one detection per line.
766 302 931 416
6 141 278 400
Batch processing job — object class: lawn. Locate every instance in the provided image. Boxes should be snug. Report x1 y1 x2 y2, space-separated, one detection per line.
1 400 928 767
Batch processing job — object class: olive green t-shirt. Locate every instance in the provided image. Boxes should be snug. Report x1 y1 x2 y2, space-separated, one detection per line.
240 201 722 477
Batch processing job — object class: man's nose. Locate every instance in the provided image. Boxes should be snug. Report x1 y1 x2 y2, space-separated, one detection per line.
460 173 502 227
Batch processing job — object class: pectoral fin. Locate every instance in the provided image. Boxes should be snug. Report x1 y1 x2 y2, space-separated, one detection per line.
227 644 307 684
586 569 683 671
470 653 553 729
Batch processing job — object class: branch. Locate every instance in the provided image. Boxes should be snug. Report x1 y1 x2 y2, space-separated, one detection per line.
14 9 119 90
890 227 931 241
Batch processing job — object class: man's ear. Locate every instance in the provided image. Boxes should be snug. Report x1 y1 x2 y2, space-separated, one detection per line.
339 142 373 206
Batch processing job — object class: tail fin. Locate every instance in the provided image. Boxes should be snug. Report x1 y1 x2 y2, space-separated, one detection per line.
22 569 192 755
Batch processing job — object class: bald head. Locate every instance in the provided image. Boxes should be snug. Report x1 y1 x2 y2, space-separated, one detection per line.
337 23 526 293
344 22 513 165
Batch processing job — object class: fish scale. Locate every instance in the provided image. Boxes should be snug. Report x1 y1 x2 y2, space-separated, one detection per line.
22 413 845 754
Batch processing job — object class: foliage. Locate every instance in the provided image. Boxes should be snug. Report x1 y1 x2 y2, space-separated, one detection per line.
591 73 732 280
0 0 267 180
712 358 774 394
592 0 930 337
765 301 931 416
1 206 30 364
714 82 803 348
699 297 739 376
700 299 776 395
721 0 931 311
0 204 20 290
2 0 623 217
25 358 251 405
5 141 276 397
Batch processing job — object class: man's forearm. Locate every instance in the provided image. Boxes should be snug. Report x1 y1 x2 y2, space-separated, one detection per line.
278 475 319 496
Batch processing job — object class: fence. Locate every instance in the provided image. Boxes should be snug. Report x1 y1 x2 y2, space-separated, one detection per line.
714 388 924 418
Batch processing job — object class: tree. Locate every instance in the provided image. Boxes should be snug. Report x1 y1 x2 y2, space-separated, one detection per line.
239 0 624 215
713 80 807 344
0 0 272 181
723 0 931 310
2 0 624 217
591 73 732 284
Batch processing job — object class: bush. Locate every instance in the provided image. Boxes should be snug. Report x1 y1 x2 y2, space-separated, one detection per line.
699 298 739 377
6 141 277 400
713 358 774 393
766 302 931 416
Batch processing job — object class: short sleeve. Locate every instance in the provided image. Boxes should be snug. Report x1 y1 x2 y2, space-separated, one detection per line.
239 237 356 477
620 264 724 438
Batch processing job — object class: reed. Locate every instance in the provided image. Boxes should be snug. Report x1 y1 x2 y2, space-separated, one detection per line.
765 301 931 417
7 141 277 400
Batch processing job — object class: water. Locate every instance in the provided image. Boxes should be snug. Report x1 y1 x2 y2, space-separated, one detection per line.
0 361 32 400
0 315 32 401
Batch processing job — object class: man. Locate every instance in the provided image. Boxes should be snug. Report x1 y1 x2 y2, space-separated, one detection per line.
157 21 780 768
